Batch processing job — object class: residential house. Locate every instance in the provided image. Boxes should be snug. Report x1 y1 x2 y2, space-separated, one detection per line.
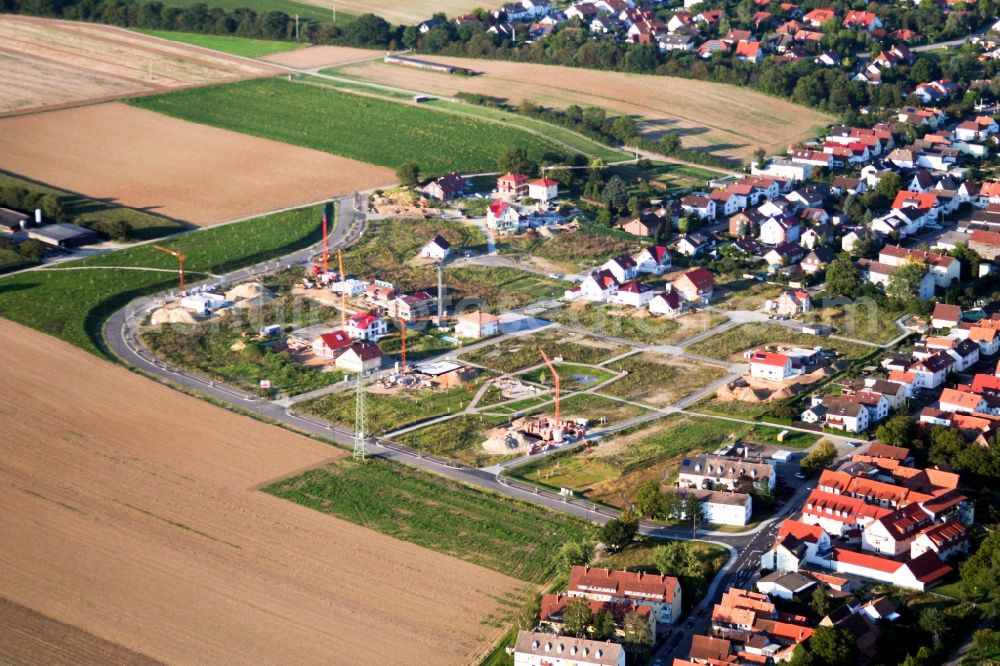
861 502 932 556
914 80 962 104
311 330 352 359
527 178 559 203
821 396 870 433
910 521 969 561
735 39 763 63
879 246 959 288
649 289 684 317
857 259 936 301
680 194 716 220
620 212 661 238
969 229 1000 261
539 594 655 641
673 267 715 304
801 247 836 274
497 172 530 196
422 172 466 200
567 270 619 302
953 115 998 142
831 548 951 592
675 233 712 257
939 388 989 414
756 571 816 600
420 235 451 260
345 312 388 341
667 487 753 526
764 241 804 267
677 454 776 491
843 9 880 30
908 351 954 390
759 216 801 245
769 289 813 316
931 303 962 329
567 566 682 625
761 519 833 572
334 341 384 373
393 291 436 322
749 350 795 381
802 7 835 27
455 311 500 340
486 200 524 233
601 255 638 283
611 281 656 307
634 245 671 274
512 630 624 666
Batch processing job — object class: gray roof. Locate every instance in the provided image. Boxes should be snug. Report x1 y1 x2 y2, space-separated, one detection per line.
514 631 622 665
0 206 29 230
28 223 96 243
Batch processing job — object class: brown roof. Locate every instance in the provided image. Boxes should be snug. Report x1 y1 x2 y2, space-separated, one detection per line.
689 635 734 662
568 566 680 603
932 303 962 323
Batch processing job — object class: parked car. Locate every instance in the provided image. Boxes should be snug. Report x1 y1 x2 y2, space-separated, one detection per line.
795 471 807 479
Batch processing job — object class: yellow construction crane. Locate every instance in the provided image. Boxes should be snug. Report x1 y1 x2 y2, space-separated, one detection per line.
153 244 187 293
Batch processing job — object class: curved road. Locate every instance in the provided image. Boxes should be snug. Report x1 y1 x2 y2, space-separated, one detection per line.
103 193 823 662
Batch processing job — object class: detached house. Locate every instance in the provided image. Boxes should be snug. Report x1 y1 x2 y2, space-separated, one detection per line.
568 270 619 302
345 312 387 341
486 200 523 233
611 281 656 307
497 172 530 197
634 245 671 274
422 172 466 200
601 255 638 283
680 194 716 220
527 178 559 203
649 289 684 317
420 235 451 260
674 267 715 304
759 216 801 245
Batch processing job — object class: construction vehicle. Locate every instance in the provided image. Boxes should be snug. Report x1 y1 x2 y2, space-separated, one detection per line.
153 244 187 293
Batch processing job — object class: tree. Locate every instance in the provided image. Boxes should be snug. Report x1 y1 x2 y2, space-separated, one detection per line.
591 609 616 641
39 193 62 221
887 261 928 307
599 515 638 552
16 239 46 262
562 597 593 637
824 259 860 298
595 208 613 227
917 607 947 651
601 175 630 215
788 643 816 666
808 625 858 666
850 231 881 259
558 540 595 574
658 133 681 154
513 592 541 631
950 241 981 280
875 415 917 446
683 494 702 536
960 528 1000 616
875 171 903 201
928 425 966 467
634 480 664 518
801 440 837 474
499 147 536 176
752 147 767 166
396 162 420 188
623 43 659 73
810 586 832 618
622 611 653 656
610 115 637 143
652 541 703 579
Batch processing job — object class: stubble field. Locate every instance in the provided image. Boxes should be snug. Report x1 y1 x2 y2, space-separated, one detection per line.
0 16 276 115
0 319 519 665
331 57 835 162
295 0 482 24
0 103 393 226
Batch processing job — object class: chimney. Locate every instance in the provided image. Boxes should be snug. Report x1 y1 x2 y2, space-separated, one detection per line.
34 208 42 224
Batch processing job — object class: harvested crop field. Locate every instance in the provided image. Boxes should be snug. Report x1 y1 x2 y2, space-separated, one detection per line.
296 0 482 24
0 16 276 115
0 319 518 665
332 58 834 162
260 44 383 68
0 103 393 226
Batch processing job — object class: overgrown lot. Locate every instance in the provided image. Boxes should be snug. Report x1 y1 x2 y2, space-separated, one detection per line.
130 78 570 175
601 353 730 406
461 330 627 373
686 322 874 360
265 459 588 583
494 225 639 272
546 303 728 345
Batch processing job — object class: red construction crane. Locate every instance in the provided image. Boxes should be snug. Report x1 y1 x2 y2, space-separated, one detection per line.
397 315 438 372
153 244 187 293
539 348 560 423
337 249 346 327
321 207 330 278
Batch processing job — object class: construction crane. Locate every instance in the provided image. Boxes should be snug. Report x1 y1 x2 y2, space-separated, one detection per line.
321 205 330 279
396 314 439 372
539 348 560 424
337 249 346 327
153 244 187 293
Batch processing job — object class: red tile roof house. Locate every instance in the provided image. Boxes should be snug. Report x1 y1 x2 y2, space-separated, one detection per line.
931 303 962 329
345 312 388 341
566 566 682 625
334 340 384 374
749 350 796 381
673 267 715 304
311 330 353 359
566 269 620 302
496 171 530 196
527 178 559 203
421 171 466 200
539 593 656 639
830 548 951 591
910 520 970 561
633 245 671 274
610 280 656 308
761 519 833 572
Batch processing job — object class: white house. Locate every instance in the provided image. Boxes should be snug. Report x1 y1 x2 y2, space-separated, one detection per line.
908 351 954 390
311 330 353 359
345 312 387 341
677 454 776 491
634 245 671 274
486 200 523 233
756 571 816 600
649 289 683 317
513 631 625 666
878 246 959 288
822 396 870 433
334 341 383 373
611 281 656 307
861 503 931 557
759 217 801 245
420 234 450 260
910 521 969 561
761 519 833 572
680 194 716 219
527 178 559 203
180 292 227 315
455 311 500 340
567 270 619 302
601 255 638 283
749 350 794 381
670 488 753 526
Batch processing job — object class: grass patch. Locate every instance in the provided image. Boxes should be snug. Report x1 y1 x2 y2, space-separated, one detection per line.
556 393 650 427
494 226 640 272
146 0 348 24
133 29 308 57
713 277 784 311
601 413 746 472
609 162 717 195
129 78 570 175
0 171 184 243
601 353 730 407
265 458 588 583
448 265 567 307
803 301 906 344
517 363 617 390
547 303 728 346
461 330 627 373
693 395 776 420
299 375 486 436
517 450 620 490
0 204 323 355
395 413 512 466
686 322 873 360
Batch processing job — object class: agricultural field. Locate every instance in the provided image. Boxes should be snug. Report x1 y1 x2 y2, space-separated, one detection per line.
330 57 835 163
461 330 628 373
0 319 519 664
261 44 384 68
298 375 488 436
610 162 719 195
130 78 571 175
601 353 731 407
134 29 307 58
494 225 640 273
0 103 392 226
547 303 729 345
0 16 275 115
0 172 184 244
266 458 589 583
0 204 323 355
155 0 338 24
686 322 875 361
295 0 479 24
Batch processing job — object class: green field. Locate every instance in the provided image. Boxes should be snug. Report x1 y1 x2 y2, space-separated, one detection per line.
147 0 346 24
803 301 906 344
608 162 717 196
713 277 784 311
601 353 730 407
0 172 184 244
0 205 322 355
447 265 567 309
395 413 512 466
546 304 728 346
602 414 747 471
686 322 874 360
265 459 589 583
495 225 640 272
299 375 486 436
517 363 617 390
461 330 627 373
557 393 650 427
129 78 571 175
134 29 308 57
